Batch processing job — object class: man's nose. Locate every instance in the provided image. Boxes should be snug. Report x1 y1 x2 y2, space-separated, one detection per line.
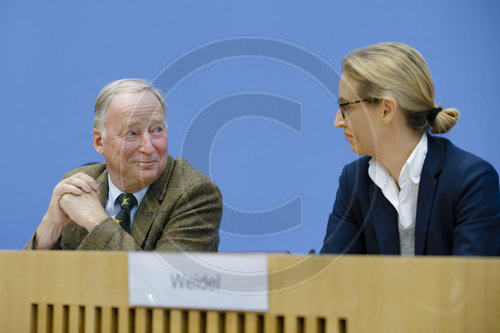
139 133 154 154
334 109 345 128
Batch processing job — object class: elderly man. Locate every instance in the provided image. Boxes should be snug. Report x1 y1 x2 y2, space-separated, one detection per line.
26 79 222 251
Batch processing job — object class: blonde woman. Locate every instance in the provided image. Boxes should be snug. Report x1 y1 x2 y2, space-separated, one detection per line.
321 42 499 256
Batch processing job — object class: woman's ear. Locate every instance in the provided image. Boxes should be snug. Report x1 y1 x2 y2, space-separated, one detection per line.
380 97 398 125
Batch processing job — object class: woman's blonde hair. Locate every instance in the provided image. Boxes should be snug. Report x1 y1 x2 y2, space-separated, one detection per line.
341 42 459 134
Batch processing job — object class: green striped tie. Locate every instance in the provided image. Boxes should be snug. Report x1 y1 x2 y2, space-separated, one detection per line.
114 193 137 234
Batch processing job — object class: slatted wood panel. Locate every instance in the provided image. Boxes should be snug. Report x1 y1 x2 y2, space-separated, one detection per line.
30 305 339 333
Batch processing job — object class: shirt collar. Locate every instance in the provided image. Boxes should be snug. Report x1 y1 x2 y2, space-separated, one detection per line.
402 133 428 186
107 174 149 207
369 133 428 190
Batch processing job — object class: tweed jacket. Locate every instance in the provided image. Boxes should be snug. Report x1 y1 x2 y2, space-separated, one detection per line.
26 155 222 251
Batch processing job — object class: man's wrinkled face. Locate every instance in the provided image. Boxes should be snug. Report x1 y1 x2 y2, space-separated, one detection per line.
93 90 168 193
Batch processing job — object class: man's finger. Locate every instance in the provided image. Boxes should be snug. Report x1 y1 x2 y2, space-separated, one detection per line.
64 173 98 193
72 172 100 191
59 183 82 196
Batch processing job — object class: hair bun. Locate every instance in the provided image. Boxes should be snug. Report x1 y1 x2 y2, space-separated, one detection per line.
426 106 442 123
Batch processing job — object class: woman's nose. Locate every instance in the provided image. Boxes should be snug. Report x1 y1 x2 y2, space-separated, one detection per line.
334 108 345 128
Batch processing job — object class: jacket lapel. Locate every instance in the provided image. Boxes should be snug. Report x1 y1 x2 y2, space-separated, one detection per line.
368 181 400 254
414 134 444 255
97 169 109 207
131 155 175 248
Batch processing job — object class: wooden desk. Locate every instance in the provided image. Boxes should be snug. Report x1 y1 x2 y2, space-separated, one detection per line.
0 252 498 332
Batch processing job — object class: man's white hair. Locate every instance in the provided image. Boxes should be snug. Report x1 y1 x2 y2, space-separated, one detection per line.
94 79 167 136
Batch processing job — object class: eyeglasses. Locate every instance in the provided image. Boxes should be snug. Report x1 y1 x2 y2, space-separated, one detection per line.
337 97 381 118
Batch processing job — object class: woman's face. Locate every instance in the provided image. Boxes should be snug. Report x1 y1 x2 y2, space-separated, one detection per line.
335 74 381 156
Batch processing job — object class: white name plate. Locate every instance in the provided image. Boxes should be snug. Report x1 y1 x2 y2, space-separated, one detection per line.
128 253 269 312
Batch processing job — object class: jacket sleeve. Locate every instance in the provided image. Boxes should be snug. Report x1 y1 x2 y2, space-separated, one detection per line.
320 166 366 254
24 233 62 250
452 161 500 256
153 179 222 251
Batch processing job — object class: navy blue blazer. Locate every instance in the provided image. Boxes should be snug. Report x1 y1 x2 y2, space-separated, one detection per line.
321 134 500 256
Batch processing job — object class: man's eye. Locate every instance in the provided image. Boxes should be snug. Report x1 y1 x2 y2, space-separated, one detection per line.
126 131 137 136
152 127 163 133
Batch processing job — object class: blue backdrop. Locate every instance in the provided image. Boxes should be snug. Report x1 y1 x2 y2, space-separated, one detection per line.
1 0 499 253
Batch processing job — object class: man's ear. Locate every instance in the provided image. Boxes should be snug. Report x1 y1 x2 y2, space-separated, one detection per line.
380 97 398 125
93 128 104 155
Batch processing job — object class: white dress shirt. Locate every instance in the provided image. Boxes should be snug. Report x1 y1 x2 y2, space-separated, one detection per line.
105 175 149 226
368 134 428 255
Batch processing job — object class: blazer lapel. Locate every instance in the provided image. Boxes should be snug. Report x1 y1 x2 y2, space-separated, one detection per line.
368 182 400 254
131 155 175 248
97 169 109 207
414 135 444 255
